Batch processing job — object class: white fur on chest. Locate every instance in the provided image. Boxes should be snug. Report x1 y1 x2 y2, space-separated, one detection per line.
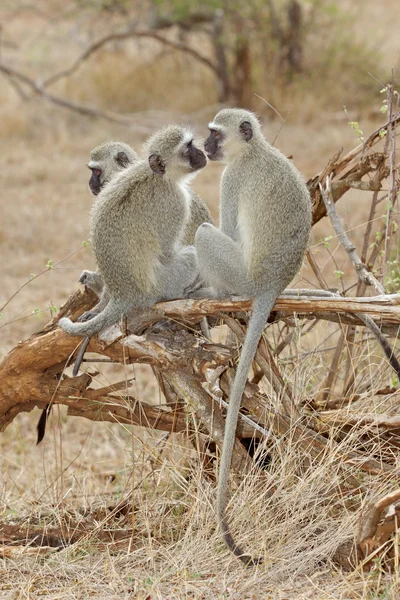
178 181 192 220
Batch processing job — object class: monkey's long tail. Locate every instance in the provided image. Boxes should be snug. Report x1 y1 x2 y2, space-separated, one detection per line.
58 298 131 337
217 292 277 567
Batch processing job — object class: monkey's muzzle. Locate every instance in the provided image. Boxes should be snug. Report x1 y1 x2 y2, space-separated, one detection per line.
189 147 207 171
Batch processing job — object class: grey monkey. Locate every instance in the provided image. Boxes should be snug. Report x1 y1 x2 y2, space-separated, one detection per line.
59 125 207 337
88 141 139 196
193 108 312 565
77 142 141 320
79 140 214 318
36 143 137 443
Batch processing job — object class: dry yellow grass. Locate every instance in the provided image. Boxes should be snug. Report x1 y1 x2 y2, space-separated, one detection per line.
1 1 400 597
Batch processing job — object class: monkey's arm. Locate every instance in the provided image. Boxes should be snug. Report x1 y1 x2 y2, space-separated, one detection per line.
157 245 199 301
194 223 254 297
181 192 214 245
219 188 239 240
77 271 109 322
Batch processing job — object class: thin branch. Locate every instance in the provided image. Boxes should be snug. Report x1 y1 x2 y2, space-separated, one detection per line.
42 28 218 89
0 63 152 129
319 175 385 295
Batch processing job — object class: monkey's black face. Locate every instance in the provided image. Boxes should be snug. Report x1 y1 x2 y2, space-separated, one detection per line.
186 140 207 171
204 129 223 161
88 168 102 196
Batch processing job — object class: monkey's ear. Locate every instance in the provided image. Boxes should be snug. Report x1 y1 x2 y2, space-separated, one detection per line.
149 153 166 175
239 121 253 142
115 151 131 168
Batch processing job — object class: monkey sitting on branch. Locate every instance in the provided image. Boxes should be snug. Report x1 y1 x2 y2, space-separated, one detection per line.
79 139 214 322
189 108 312 565
58 125 207 337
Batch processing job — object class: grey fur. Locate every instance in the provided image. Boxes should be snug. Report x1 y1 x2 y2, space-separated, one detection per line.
195 108 312 564
59 125 207 337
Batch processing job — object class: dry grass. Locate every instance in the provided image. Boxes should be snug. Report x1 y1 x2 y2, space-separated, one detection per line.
1 1 400 597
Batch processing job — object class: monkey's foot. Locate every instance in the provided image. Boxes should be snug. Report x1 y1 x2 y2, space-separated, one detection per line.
187 286 217 299
183 273 203 297
77 309 100 323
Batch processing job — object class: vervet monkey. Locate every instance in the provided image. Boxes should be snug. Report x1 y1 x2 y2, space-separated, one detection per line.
79 140 214 323
194 108 312 565
88 141 139 196
58 125 207 337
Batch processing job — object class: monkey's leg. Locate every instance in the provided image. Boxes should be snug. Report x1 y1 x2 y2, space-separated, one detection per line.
194 223 254 297
158 246 199 300
73 273 108 375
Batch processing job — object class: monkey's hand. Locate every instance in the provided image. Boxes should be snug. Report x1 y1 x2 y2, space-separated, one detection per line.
79 270 104 296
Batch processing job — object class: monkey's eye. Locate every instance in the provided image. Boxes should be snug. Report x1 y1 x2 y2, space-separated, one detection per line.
93 169 101 177
214 130 220 138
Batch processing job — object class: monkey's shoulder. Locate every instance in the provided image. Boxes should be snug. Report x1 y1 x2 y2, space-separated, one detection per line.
95 160 176 208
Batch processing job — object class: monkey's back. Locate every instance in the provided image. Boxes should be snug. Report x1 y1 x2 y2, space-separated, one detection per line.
90 161 189 302
181 192 214 245
225 139 312 292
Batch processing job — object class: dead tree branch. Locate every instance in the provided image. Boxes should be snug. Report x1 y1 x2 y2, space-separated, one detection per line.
0 25 218 126
309 145 394 225
42 28 218 89
320 175 385 294
0 63 151 127
358 489 400 562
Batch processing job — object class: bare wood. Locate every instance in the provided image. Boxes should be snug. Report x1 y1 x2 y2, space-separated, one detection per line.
2 287 400 431
318 411 400 430
128 294 400 327
310 151 390 225
165 369 253 476
358 489 400 559
65 391 256 439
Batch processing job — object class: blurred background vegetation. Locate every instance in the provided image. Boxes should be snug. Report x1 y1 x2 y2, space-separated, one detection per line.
1 0 398 119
